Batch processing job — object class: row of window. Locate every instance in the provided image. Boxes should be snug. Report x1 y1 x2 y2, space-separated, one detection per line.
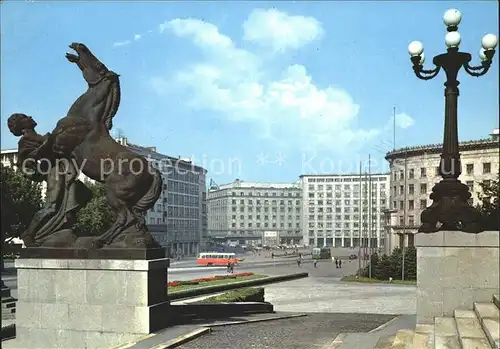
231 191 301 197
307 176 387 183
307 199 386 207
392 199 427 211
307 183 386 191
231 215 300 221
393 162 492 181
231 222 301 228
307 229 380 236
231 206 301 213
308 222 379 229
231 199 300 206
392 183 428 196
308 191 386 198
308 214 381 221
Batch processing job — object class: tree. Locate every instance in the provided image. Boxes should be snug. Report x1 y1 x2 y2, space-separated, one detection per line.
477 174 499 230
74 182 115 236
0 163 43 244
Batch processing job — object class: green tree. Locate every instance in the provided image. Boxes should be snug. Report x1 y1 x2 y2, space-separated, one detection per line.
74 182 115 236
477 174 499 230
0 163 43 244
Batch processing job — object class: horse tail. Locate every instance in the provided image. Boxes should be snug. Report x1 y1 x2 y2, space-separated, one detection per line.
133 168 162 214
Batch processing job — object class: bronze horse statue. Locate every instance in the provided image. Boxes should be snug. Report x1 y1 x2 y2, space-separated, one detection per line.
46 43 162 248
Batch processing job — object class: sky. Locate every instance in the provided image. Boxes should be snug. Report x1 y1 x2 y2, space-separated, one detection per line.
1 1 498 185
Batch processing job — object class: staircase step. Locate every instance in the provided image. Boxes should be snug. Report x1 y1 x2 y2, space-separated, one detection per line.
454 310 476 318
434 335 460 349
474 302 500 349
415 324 434 334
412 332 434 349
459 337 491 349
455 316 490 349
493 294 499 309
435 317 458 337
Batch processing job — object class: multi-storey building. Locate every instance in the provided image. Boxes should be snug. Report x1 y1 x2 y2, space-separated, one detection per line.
207 179 302 245
1 137 207 256
300 174 390 249
384 129 500 254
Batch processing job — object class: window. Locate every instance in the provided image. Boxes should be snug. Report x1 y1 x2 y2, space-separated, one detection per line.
420 199 427 209
399 185 404 195
420 183 427 194
466 164 474 175
409 200 414 210
409 184 414 195
483 163 491 174
408 216 414 226
420 167 427 178
399 201 404 210
399 216 404 225
400 170 404 180
409 169 414 179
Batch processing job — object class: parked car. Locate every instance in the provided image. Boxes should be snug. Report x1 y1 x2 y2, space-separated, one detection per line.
349 254 358 260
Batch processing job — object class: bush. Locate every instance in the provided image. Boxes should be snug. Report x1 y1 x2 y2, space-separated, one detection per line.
200 287 265 303
360 246 417 281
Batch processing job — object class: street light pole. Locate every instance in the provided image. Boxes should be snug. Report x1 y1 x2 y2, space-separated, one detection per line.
408 9 497 234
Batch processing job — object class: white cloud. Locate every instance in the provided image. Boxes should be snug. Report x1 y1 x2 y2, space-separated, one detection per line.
152 10 407 151
113 40 131 47
243 8 324 53
394 113 415 129
134 34 142 41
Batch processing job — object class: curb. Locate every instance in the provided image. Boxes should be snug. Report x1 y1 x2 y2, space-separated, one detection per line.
111 334 156 349
169 272 308 301
151 327 211 349
368 315 402 334
208 313 307 327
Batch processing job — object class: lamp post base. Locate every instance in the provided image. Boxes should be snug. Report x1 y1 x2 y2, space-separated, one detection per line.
419 179 484 233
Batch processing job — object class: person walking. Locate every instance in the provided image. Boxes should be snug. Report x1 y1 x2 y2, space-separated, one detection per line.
227 260 231 273
335 259 339 268
230 262 234 274
297 257 301 267
313 260 318 268
339 259 342 268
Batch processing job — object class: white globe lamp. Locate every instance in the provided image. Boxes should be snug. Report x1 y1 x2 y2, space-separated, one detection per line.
443 9 462 27
408 41 424 57
420 53 425 65
481 34 498 50
445 31 461 48
479 48 487 61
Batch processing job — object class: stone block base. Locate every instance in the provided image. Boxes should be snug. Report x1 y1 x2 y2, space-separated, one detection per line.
14 257 170 349
416 230 499 324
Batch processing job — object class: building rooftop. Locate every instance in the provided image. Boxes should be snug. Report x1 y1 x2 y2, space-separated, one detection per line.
299 173 389 178
210 179 301 191
385 136 499 160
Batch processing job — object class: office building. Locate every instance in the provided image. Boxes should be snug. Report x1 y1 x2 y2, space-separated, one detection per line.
300 173 390 249
207 179 302 245
384 129 500 254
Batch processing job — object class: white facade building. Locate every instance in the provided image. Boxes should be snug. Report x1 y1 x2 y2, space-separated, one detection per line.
300 174 390 249
207 179 302 245
384 130 500 254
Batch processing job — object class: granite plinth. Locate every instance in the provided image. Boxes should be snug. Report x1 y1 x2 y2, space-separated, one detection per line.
416 230 500 324
13 257 171 349
20 247 166 260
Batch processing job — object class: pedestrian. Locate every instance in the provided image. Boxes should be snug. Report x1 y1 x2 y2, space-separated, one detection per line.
271 252 274 259
335 259 339 268
299 252 302 259
339 259 342 268
230 262 234 274
227 260 231 273
297 258 301 267
314 260 318 268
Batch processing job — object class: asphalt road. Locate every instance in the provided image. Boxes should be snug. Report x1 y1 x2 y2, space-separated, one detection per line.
179 313 396 349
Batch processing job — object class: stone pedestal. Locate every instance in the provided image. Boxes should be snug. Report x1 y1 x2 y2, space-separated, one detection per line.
14 257 170 349
416 230 499 324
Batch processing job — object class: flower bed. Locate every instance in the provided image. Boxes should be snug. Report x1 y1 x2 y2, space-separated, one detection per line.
168 272 255 288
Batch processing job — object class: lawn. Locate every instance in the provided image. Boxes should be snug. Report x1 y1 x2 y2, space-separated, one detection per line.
168 274 268 292
341 275 417 285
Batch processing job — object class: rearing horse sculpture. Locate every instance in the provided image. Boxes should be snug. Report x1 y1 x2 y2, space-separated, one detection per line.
48 43 162 249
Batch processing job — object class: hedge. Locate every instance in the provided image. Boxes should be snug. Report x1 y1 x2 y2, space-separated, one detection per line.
168 272 255 288
199 287 265 303
359 247 417 281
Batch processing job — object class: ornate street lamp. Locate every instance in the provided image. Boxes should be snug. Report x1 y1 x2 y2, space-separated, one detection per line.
408 9 497 233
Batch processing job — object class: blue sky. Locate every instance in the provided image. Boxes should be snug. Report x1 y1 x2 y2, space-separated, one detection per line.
1 1 498 185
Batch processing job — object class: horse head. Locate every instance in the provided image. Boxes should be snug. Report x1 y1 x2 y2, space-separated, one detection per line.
66 43 119 86
65 43 120 129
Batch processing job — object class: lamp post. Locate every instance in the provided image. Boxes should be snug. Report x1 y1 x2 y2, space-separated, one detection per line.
408 9 497 233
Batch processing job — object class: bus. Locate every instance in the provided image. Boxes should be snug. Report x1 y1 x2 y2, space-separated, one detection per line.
196 252 240 266
312 247 332 260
